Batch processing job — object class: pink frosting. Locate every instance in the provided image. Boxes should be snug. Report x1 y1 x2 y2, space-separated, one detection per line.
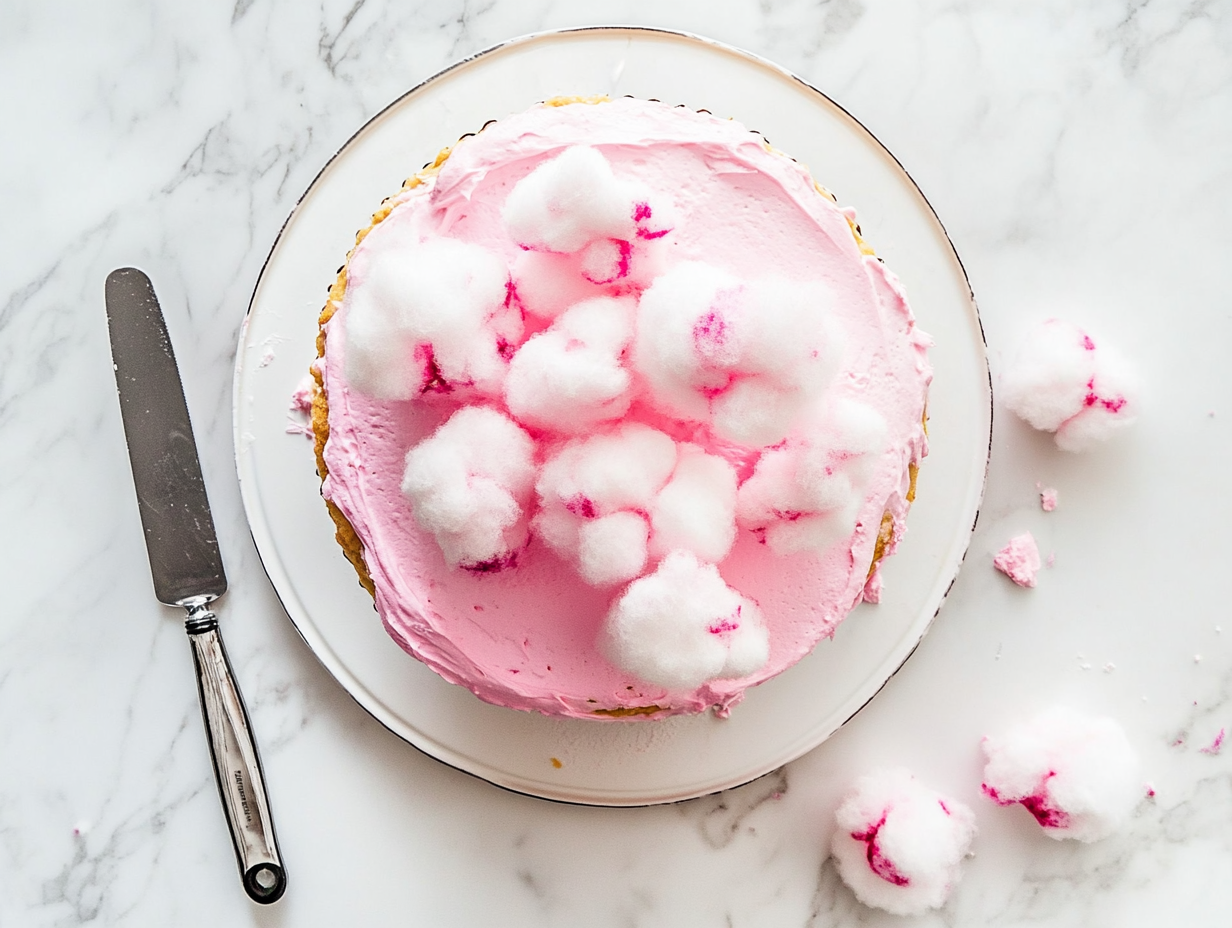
319 99 932 719
993 532 1041 588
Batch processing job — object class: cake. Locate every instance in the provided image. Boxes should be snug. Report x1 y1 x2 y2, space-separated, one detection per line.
311 96 931 720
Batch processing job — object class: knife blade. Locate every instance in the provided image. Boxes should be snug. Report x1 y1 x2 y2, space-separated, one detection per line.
105 267 286 904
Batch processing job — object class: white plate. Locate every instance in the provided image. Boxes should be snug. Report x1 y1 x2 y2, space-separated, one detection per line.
234 27 990 806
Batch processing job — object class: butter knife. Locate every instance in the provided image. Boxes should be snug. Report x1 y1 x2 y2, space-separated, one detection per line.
105 267 286 904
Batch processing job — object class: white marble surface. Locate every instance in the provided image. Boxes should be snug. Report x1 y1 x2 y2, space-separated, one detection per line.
3 1 1231 924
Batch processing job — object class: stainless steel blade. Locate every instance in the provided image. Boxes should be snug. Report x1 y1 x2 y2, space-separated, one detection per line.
105 267 226 605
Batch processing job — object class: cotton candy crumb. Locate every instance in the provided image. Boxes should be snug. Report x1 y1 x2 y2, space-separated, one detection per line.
831 768 977 916
289 375 315 413
286 375 317 438
1039 486 1058 511
993 532 1040 588
602 550 769 689
1002 319 1138 452
401 406 536 570
981 706 1143 842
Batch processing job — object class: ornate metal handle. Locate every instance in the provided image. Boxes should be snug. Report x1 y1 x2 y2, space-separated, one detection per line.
185 602 286 904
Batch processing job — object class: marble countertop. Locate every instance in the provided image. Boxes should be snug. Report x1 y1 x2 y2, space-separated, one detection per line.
4 1 1231 925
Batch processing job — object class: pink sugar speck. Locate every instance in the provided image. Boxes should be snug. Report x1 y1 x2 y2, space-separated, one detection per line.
564 494 597 519
1200 728 1226 755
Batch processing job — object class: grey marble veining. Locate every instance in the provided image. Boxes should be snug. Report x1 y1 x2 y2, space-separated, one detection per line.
3 0 1231 925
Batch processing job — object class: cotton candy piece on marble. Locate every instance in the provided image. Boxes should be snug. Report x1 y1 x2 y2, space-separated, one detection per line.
1002 319 1138 452
736 399 887 556
504 296 636 433
831 768 977 916
400 406 536 570
981 706 1143 842
344 237 518 400
532 424 677 586
633 262 847 446
649 444 739 563
503 145 637 253
993 532 1041 588
602 550 769 689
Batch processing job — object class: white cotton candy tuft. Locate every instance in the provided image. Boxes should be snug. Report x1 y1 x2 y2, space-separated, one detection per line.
401 406 536 569
602 550 769 689
633 263 846 445
532 424 678 586
344 236 518 400
1002 319 1138 452
509 250 604 321
503 146 636 253
649 444 738 563
831 768 977 917
737 399 887 556
504 296 636 434
981 706 1143 842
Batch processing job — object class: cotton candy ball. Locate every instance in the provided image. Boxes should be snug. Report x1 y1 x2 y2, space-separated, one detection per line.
504 296 636 434
532 424 677 585
1002 319 1138 452
401 406 536 570
831 768 977 916
602 550 769 689
503 146 636 253
344 235 517 400
981 706 1143 842
633 262 846 445
649 444 738 563
509 250 606 321
737 399 887 556
579 238 633 284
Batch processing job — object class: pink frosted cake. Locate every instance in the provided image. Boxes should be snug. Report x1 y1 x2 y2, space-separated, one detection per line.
311 96 932 719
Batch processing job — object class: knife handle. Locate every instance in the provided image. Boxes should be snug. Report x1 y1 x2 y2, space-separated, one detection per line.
186 604 286 904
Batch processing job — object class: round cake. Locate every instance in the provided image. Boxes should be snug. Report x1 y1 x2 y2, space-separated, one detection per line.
311 96 931 720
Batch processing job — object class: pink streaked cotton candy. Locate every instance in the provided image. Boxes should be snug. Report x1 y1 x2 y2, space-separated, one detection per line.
400 407 536 570
1039 486 1058 511
502 145 636 253
534 427 738 585
343 236 519 400
1002 319 1138 452
504 296 636 434
981 706 1143 842
831 768 977 916
737 399 887 556
993 532 1041 588
532 424 677 586
633 262 847 446
602 550 769 689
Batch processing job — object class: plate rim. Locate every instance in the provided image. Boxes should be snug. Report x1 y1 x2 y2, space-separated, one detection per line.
233 24 992 806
